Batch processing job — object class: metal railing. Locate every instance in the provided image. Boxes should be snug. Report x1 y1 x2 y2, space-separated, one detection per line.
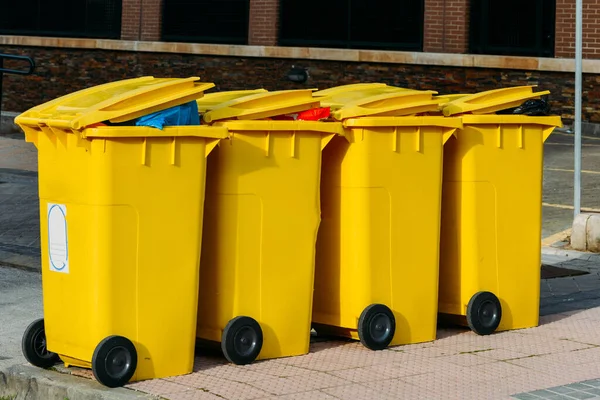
0 53 35 131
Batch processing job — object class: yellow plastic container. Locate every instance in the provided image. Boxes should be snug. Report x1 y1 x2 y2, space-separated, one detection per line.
438 87 562 335
434 93 470 104
196 90 344 364
442 86 551 116
331 90 442 119
196 89 267 113
312 91 462 350
16 77 228 387
203 89 320 123
313 83 390 97
314 83 412 111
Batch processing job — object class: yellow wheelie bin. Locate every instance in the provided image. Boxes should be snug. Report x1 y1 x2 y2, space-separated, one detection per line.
438 86 562 335
16 77 229 387
196 89 344 364
312 90 462 350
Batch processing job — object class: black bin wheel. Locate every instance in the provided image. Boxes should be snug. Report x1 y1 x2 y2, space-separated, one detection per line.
92 335 137 388
466 291 502 335
21 318 60 368
358 304 396 350
221 316 263 365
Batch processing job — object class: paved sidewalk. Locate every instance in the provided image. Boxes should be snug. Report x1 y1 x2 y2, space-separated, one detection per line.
10 249 591 400
541 247 600 315
0 265 153 400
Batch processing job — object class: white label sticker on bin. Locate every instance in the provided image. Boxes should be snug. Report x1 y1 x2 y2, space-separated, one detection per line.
47 203 69 274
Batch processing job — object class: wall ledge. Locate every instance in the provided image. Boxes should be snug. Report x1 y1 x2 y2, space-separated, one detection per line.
0 35 598 74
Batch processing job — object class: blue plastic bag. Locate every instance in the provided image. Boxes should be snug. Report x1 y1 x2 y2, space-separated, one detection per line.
135 100 200 130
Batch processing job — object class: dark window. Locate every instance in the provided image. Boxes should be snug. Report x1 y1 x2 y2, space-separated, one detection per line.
279 0 424 51
0 0 122 39
470 0 555 57
162 0 250 44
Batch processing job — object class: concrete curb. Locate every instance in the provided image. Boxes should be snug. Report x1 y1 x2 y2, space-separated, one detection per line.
0 112 21 136
541 246 600 269
542 245 600 259
559 123 600 138
0 364 155 400
582 122 600 138
0 254 39 274
571 212 600 252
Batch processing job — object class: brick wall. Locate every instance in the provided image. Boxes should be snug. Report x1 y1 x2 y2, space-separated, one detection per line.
115 0 600 58
121 0 142 40
248 0 279 46
141 0 163 41
555 0 600 59
0 45 585 124
424 0 469 53
120 0 162 41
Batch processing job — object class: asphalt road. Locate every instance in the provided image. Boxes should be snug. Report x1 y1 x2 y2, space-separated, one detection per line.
542 130 600 238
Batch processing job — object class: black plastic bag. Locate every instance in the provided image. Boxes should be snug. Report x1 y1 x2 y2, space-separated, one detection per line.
497 99 551 116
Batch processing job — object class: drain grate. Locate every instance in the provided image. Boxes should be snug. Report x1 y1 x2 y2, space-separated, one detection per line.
541 264 589 279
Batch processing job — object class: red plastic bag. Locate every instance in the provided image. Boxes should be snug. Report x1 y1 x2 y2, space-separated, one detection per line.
297 107 331 121
271 107 331 121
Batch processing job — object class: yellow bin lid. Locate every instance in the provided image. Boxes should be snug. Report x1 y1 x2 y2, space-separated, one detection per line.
202 89 320 123
313 83 391 97
16 76 215 130
196 89 268 112
442 86 551 116
320 87 413 110
332 90 442 120
435 94 470 104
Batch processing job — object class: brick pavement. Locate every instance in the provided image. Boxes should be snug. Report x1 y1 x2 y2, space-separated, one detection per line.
34 251 600 400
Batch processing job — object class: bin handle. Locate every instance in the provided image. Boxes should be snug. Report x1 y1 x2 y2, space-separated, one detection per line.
321 133 335 150
542 126 557 143
442 129 457 144
205 138 221 157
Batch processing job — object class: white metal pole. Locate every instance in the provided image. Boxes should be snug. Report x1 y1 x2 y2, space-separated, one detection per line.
574 0 583 216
